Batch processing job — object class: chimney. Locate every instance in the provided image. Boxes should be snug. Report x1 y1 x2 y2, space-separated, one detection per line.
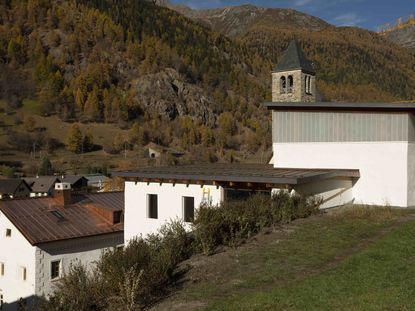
54 183 72 206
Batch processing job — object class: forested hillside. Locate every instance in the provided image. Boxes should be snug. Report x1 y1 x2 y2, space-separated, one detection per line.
1 0 415 175
0 0 271 169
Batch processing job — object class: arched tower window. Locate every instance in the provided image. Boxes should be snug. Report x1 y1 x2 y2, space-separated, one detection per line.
280 76 286 94
308 76 312 94
288 75 294 93
305 75 312 95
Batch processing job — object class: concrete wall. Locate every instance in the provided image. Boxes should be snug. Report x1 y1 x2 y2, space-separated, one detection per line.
273 142 409 207
0 212 36 310
272 70 316 103
35 232 123 299
124 182 223 242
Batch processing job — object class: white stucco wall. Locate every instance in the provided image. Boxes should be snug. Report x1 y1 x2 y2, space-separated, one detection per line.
124 182 223 243
273 142 409 207
35 233 123 299
0 212 36 310
407 143 415 207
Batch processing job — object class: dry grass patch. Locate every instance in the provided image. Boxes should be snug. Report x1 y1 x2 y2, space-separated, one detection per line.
329 204 396 222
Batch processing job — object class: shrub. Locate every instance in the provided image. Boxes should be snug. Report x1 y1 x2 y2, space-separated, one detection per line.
101 220 192 308
193 192 321 255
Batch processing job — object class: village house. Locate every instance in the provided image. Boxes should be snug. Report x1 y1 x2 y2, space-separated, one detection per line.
0 179 31 200
115 40 415 243
0 183 123 310
24 176 60 197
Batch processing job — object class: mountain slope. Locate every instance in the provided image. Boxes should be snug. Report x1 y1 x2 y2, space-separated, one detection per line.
380 16 415 49
174 4 415 102
171 4 331 38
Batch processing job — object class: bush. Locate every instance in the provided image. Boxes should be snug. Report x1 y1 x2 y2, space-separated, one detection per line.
44 220 193 310
193 192 321 255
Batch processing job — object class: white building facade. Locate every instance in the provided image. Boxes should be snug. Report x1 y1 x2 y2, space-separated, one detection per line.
0 188 124 310
124 182 222 241
266 40 415 207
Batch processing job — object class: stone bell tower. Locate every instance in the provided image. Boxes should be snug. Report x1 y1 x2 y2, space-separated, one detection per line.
272 40 316 103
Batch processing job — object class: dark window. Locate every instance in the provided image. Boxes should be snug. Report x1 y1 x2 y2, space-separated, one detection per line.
113 211 122 224
148 194 158 219
5 229 11 237
22 267 26 281
280 76 286 94
288 75 294 93
51 260 61 279
183 197 195 223
1 262 4 276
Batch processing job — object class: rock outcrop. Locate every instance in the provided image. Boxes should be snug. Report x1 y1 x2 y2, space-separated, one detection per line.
134 69 216 126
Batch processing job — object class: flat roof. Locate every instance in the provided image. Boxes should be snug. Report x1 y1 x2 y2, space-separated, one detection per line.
264 102 415 112
113 164 359 188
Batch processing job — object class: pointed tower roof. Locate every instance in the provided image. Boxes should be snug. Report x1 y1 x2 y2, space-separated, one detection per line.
275 40 315 74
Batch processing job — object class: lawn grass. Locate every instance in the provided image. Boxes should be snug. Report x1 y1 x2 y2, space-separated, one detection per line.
156 207 415 311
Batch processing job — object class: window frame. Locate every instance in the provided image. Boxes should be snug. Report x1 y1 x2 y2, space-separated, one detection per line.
147 194 158 219
50 260 61 280
183 196 195 223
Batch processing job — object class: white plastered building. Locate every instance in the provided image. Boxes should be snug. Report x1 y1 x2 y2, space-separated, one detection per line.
0 185 123 310
265 40 415 207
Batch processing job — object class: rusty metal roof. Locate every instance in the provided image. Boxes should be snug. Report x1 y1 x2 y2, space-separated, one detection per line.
0 192 124 245
113 164 359 186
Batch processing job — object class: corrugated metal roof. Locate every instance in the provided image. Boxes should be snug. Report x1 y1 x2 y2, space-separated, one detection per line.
113 164 359 186
264 102 415 111
0 192 124 245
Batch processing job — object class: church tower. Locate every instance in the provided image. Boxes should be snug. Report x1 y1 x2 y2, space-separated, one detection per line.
272 40 316 103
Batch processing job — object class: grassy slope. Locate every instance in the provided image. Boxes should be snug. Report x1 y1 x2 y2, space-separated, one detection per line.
154 208 415 311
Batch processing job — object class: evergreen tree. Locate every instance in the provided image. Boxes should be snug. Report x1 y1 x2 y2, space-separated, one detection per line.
82 130 94 152
66 123 83 153
38 157 54 175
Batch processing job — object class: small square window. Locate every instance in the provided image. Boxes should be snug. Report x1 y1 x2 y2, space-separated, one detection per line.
183 196 195 223
5 229 11 237
51 260 61 280
147 194 158 219
113 211 122 224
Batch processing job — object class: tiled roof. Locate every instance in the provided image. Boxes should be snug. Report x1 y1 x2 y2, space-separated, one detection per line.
275 40 315 74
0 192 124 245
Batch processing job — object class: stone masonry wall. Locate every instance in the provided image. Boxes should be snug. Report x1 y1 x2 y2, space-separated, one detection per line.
272 69 316 103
